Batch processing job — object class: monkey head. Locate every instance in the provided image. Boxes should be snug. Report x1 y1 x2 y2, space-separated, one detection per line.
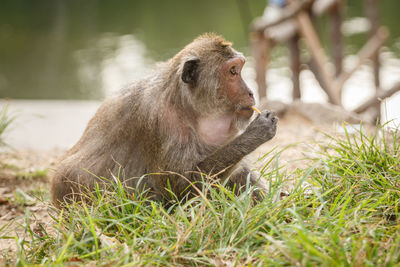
179 34 256 120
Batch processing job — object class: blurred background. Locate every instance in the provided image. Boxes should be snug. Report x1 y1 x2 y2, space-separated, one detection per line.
1 0 399 100
0 0 399 150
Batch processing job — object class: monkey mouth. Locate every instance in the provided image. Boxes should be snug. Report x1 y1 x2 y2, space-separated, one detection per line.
236 106 254 118
239 106 253 112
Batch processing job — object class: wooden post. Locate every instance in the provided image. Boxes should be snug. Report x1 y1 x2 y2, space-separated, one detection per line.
296 11 341 105
289 34 301 100
251 32 271 99
328 0 343 77
365 0 381 122
365 0 380 89
307 59 328 93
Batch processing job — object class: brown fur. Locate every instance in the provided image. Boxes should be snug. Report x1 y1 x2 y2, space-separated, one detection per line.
51 33 278 206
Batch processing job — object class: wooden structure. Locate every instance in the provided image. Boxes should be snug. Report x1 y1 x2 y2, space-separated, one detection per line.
250 0 398 122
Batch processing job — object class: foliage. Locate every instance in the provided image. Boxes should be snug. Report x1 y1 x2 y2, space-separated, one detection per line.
4 125 400 266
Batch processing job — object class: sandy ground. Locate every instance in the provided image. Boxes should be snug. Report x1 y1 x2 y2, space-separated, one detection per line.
0 113 346 263
0 149 61 262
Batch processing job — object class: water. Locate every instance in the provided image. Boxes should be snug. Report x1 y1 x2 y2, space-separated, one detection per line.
1 1 400 150
0 0 263 99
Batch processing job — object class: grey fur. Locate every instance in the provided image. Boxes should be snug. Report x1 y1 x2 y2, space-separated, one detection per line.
51 33 278 206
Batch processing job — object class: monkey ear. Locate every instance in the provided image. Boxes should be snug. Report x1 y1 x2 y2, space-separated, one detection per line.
182 59 200 85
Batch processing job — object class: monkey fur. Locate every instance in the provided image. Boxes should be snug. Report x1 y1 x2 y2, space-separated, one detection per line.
51 33 278 206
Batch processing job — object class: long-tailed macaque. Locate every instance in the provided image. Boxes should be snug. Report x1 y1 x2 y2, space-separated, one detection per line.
51 33 278 207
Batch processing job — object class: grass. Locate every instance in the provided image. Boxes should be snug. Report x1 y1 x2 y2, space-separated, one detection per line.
16 168 48 180
3 125 400 266
0 105 14 147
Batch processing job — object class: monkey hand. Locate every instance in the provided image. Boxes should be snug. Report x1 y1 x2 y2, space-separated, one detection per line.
245 111 278 142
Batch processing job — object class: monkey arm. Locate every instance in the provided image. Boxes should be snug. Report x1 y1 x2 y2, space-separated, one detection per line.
196 133 264 175
195 111 277 177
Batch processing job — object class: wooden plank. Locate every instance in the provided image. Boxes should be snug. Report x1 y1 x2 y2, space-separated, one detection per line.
251 0 315 32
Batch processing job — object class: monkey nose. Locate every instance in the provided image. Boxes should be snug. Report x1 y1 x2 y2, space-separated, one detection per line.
247 90 255 102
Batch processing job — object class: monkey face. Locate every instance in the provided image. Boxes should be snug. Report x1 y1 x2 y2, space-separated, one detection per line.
180 35 255 120
219 55 255 119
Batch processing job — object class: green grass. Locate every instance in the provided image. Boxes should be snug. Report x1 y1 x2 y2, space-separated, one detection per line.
4 125 400 266
0 105 14 147
16 168 48 180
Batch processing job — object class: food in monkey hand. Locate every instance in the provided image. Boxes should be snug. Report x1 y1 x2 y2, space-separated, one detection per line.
251 106 261 114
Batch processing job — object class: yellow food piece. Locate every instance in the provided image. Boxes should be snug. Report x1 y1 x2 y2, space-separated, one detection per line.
251 106 261 114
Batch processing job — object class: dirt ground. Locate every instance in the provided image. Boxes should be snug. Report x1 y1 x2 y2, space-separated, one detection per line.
0 149 62 263
0 114 341 263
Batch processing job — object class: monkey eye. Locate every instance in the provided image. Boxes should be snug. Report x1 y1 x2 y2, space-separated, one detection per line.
230 66 238 76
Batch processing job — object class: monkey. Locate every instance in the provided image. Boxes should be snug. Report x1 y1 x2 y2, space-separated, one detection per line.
51 33 278 207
